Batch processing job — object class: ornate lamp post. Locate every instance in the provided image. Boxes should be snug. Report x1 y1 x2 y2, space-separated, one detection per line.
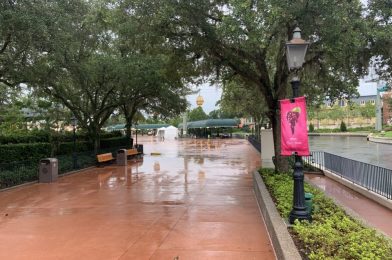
286 27 311 223
71 116 78 170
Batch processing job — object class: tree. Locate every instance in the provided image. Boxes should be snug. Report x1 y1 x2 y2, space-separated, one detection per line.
131 0 371 170
0 0 49 87
359 102 376 123
188 107 208 121
208 109 236 119
219 77 269 129
116 54 189 145
367 0 392 84
30 1 121 153
112 3 192 145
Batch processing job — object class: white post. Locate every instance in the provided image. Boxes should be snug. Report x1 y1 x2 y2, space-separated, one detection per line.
182 112 187 137
376 86 382 131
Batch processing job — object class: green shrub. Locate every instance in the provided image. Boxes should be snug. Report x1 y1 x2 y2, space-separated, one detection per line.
259 168 392 259
308 123 315 132
0 131 50 144
0 143 51 164
56 141 92 155
100 137 128 149
340 121 347 132
51 130 122 143
0 163 38 189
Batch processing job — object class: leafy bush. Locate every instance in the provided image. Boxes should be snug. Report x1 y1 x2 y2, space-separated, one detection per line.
0 143 51 164
308 123 315 133
100 137 128 149
259 168 392 259
340 121 347 132
56 141 92 155
50 130 123 143
0 130 123 145
0 162 38 189
0 130 50 144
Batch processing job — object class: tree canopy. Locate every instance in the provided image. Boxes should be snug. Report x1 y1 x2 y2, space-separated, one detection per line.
130 0 372 169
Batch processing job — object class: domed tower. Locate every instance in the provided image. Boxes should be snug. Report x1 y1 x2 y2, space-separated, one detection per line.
196 95 204 107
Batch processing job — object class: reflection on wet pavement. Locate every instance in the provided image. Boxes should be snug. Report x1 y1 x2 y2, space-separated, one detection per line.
0 138 275 259
306 174 392 237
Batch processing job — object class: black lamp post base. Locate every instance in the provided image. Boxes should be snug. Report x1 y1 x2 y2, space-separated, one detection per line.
289 208 311 224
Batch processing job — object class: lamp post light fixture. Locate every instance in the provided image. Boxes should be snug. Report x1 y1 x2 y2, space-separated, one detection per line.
286 27 311 224
71 116 78 170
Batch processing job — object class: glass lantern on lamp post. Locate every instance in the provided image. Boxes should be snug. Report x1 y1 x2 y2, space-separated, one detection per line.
286 27 311 224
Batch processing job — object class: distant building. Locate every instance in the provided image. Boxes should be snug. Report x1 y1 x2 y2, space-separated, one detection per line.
323 95 376 107
239 117 255 130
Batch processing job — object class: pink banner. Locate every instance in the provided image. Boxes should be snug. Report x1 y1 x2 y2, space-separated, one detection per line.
280 96 310 156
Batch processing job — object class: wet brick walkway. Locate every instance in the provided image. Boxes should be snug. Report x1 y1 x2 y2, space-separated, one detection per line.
0 138 275 259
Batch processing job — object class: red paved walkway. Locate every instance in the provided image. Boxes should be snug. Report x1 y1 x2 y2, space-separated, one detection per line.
0 138 275 259
306 174 392 237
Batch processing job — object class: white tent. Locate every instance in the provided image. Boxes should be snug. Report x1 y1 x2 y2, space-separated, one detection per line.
164 126 178 140
155 126 178 140
156 127 166 140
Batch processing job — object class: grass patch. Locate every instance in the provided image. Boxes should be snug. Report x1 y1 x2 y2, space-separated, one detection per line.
259 168 392 259
312 127 373 133
373 131 392 138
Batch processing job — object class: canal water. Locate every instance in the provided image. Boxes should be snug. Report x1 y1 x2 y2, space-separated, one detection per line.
309 136 392 169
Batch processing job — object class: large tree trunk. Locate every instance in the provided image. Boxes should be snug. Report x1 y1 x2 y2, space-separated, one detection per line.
269 108 289 172
125 120 133 148
88 126 101 154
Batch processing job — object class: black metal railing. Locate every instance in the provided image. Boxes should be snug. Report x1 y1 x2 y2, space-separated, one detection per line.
303 151 325 170
304 151 392 200
56 146 127 174
0 161 38 189
0 145 128 189
248 135 261 152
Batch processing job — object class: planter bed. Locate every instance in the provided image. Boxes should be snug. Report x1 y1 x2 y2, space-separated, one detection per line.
259 168 392 260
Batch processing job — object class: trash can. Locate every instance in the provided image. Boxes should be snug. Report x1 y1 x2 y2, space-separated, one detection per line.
135 144 143 154
117 149 127 166
39 158 58 183
305 193 314 214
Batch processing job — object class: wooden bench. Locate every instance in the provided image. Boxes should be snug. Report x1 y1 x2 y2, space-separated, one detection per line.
127 148 142 159
96 153 115 166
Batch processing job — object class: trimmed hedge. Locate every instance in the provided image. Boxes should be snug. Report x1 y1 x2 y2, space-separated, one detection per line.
0 131 50 144
0 136 127 164
0 162 38 189
57 141 92 155
260 168 392 259
0 130 123 145
0 143 51 164
100 137 128 149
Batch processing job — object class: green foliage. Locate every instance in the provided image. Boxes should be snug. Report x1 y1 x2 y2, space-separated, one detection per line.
0 143 51 164
0 131 50 144
359 102 376 119
340 121 347 132
188 107 208 121
309 123 315 133
259 168 392 259
219 77 268 125
0 130 121 145
56 142 91 155
100 137 128 149
0 162 38 189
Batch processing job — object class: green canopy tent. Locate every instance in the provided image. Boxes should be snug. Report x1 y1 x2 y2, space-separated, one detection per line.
179 119 240 138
